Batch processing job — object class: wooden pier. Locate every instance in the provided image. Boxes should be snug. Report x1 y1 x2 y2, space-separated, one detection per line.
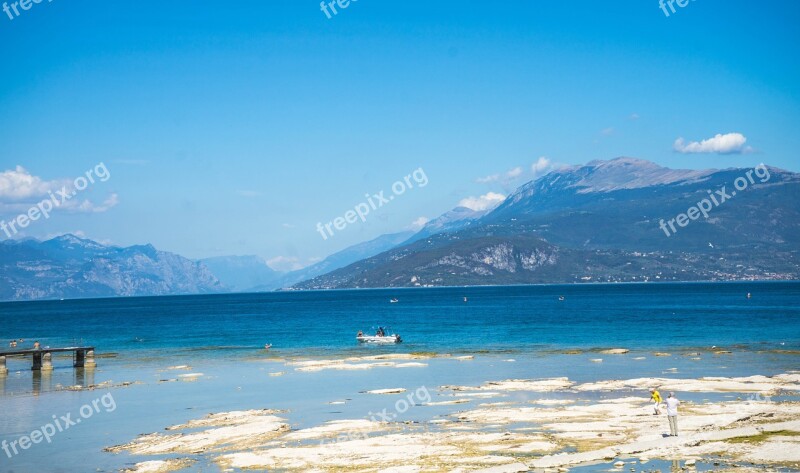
0 347 95 375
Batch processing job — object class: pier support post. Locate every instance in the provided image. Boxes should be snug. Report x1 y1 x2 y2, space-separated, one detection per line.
41 352 53 373
0 355 7 376
84 349 96 369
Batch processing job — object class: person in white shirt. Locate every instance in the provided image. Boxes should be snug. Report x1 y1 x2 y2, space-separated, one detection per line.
665 392 680 436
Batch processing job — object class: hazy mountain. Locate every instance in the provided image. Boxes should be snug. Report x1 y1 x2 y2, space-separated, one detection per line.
251 230 416 291
0 235 224 301
293 158 800 289
200 255 281 292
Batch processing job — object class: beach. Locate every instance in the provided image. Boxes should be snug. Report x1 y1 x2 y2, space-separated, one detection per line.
1 283 799 472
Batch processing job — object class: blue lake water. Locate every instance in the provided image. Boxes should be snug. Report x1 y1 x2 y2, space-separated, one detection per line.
0 281 798 472
1 281 798 360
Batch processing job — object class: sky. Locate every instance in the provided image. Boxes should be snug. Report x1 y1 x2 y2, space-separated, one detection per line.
1 0 798 271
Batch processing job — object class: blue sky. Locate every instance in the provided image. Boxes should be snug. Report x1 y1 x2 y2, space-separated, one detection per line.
1 0 798 270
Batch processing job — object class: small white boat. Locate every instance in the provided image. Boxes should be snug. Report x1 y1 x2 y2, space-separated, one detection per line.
389 298 399 303
357 334 402 344
357 327 401 344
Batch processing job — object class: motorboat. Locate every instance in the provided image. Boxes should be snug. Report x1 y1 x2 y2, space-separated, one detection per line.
357 334 402 344
357 328 402 344
389 298 399 303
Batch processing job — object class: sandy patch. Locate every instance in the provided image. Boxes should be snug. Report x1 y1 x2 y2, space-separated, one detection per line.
364 388 406 394
107 410 288 455
123 458 194 473
216 430 556 471
574 373 800 393
443 378 574 393
289 358 428 372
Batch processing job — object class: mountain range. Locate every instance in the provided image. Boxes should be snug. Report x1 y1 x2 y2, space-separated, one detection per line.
199 231 415 292
293 158 800 289
2 158 798 301
0 235 223 301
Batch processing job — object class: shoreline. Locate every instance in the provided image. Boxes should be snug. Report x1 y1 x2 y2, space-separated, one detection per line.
105 361 800 472
1 349 799 471
2 278 798 305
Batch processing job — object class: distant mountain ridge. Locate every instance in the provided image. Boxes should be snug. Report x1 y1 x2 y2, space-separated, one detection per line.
200 255 281 292
200 231 415 292
0 235 223 301
293 158 800 289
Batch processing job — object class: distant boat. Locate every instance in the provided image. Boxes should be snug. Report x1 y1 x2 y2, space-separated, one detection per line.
747 293 752 299
357 334 402 344
558 295 565 301
357 327 401 344
389 298 399 303
463 297 468 302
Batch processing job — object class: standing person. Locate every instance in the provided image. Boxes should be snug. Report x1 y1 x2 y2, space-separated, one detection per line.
649 388 662 415
666 392 680 436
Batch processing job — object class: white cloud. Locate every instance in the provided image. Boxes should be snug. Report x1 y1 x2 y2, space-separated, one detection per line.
629 113 640 120
0 166 70 201
477 167 522 184
477 158 554 185
475 173 501 184
0 166 117 215
458 192 506 212
673 132 752 154
410 216 429 229
506 166 523 178
71 193 119 213
531 156 553 175
601 127 615 136
282 223 295 229
237 190 262 198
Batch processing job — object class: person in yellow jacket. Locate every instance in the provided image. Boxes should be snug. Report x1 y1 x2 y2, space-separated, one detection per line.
649 388 662 415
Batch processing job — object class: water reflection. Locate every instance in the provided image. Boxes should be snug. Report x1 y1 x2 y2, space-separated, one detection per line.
32 370 52 395
75 366 95 388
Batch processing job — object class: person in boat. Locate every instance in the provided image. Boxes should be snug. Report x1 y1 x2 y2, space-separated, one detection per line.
376 327 385 337
357 330 363 337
